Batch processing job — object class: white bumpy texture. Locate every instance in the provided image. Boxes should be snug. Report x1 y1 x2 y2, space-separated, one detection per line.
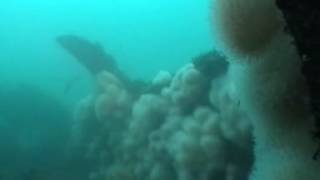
211 0 320 179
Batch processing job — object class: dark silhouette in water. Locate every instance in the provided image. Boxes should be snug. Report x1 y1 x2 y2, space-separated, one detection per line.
191 51 229 110
276 0 320 160
192 50 228 79
56 35 231 100
56 35 147 96
56 35 119 75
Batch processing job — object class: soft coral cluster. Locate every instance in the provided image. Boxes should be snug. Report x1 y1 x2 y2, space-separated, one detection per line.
72 54 253 180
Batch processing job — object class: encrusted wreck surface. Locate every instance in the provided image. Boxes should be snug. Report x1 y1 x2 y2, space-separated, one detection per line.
276 0 320 159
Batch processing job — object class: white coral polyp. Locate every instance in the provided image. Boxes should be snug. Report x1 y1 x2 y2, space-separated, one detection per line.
163 64 205 110
94 71 132 120
152 70 172 88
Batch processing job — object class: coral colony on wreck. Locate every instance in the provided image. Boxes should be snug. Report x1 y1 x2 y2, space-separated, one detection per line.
56 0 320 179
1 0 320 179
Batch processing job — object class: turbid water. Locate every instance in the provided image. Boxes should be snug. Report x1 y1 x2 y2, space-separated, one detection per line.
0 0 223 179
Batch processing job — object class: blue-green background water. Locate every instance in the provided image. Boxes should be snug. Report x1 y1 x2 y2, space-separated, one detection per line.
0 0 216 179
0 0 213 105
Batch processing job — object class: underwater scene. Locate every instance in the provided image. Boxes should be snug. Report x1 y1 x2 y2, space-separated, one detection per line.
1 0 320 179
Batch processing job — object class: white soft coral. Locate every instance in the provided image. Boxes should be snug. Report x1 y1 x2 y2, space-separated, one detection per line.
162 64 206 112
211 0 320 179
94 71 133 120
